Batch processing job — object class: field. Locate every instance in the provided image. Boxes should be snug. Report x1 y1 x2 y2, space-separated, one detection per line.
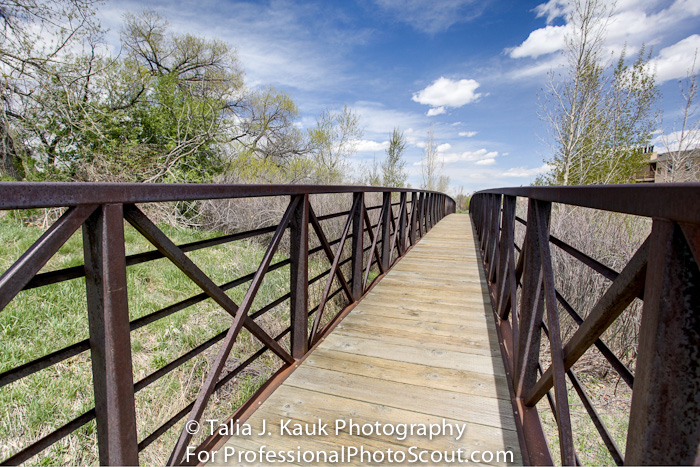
0 211 349 466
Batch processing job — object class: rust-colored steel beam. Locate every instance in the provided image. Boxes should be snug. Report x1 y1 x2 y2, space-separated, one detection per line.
167 197 298 466
526 238 649 406
83 204 139 466
0 182 452 210
289 194 310 359
0 205 95 311
351 192 365 300
625 219 700 465
470 185 700 467
478 183 700 224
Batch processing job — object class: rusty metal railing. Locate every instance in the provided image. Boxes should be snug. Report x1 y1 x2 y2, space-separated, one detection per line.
0 182 455 466
470 184 700 466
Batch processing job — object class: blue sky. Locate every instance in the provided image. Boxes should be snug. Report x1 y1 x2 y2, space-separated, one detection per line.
98 0 700 193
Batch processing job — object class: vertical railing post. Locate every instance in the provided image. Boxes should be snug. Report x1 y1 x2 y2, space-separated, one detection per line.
289 194 309 359
427 193 433 230
398 192 407 255
481 194 491 253
381 192 392 270
625 219 700 465
488 194 502 283
410 192 418 246
514 198 548 400
417 192 425 238
351 192 364 300
83 204 139 466
497 195 517 320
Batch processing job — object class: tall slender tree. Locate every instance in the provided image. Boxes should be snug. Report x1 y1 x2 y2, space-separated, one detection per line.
381 128 407 187
421 129 448 190
539 0 658 185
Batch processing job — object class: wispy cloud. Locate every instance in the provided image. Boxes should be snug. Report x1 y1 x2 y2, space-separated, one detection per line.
371 0 488 34
500 163 551 177
102 0 364 92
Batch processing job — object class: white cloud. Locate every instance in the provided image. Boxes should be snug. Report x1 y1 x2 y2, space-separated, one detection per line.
412 77 483 112
353 139 390 152
652 129 700 153
500 164 552 177
508 25 568 59
459 131 478 137
437 143 452 153
427 106 446 116
648 35 700 83
508 0 700 80
476 158 496 165
440 148 499 164
372 0 487 34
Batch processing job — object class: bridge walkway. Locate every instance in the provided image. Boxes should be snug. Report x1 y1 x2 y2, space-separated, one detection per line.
209 214 520 466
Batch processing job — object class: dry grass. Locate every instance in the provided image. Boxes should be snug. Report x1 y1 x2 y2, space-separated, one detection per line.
510 201 651 465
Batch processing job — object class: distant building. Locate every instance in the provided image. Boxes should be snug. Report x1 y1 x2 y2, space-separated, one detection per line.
634 146 700 183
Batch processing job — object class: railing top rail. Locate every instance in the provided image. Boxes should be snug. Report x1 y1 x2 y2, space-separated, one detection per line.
473 183 700 224
0 182 453 210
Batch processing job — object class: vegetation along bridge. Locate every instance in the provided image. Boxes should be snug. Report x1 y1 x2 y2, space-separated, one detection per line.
0 183 699 466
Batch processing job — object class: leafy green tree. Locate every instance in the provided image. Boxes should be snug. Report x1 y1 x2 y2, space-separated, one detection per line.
308 105 362 183
381 128 407 187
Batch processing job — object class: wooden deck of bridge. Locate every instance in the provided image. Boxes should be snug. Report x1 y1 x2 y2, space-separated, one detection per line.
208 214 521 466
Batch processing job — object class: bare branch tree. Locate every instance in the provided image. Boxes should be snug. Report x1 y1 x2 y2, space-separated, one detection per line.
421 129 447 190
659 51 700 182
539 0 658 186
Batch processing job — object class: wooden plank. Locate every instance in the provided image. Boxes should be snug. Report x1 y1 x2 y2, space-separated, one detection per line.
332 310 496 338
236 386 521 463
297 333 506 376
285 366 515 430
209 215 520 467
331 322 499 357
305 348 511 400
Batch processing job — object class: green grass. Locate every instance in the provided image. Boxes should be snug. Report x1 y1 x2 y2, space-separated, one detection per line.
538 372 631 466
0 214 346 466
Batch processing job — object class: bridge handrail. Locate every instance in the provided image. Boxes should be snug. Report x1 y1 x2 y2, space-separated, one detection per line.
470 183 700 466
0 182 455 465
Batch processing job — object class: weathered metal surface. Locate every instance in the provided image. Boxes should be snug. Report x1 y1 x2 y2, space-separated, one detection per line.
0 182 455 466
83 204 139 466
290 194 310 359
167 197 299 465
479 183 700 224
0 205 95 308
625 219 700 465
534 200 575 466
526 239 648 406
351 192 364 300
0 182 450 209
470 185 700 466
308 195 360 346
